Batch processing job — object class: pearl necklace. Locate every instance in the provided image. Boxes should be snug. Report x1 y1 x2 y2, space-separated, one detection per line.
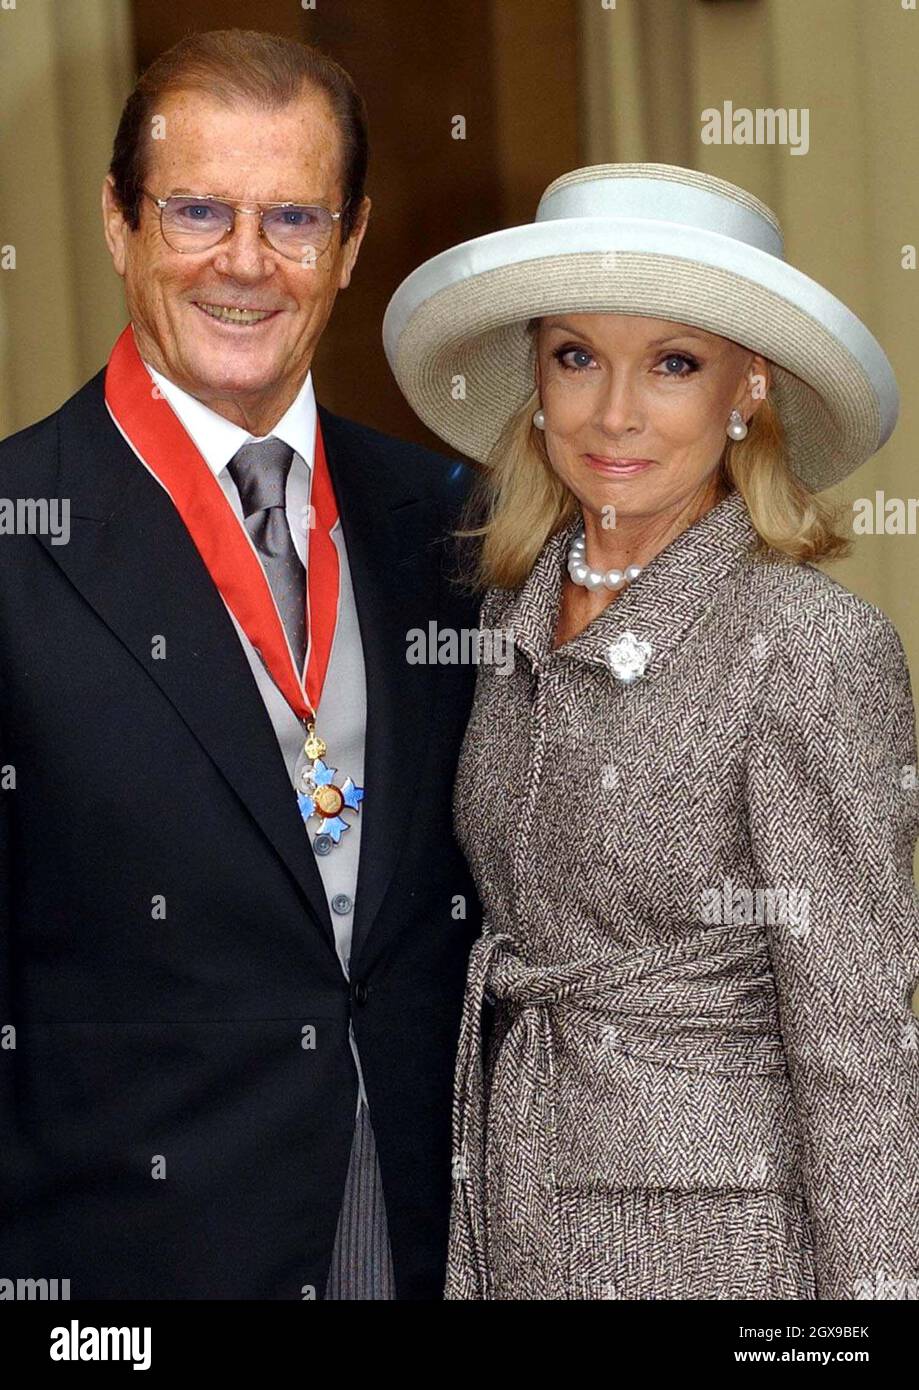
567 526 643 592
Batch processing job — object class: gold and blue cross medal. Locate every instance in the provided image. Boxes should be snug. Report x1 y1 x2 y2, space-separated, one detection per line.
295 722 364 853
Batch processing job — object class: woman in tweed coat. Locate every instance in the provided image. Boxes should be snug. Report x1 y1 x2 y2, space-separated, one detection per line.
384 164 919 1300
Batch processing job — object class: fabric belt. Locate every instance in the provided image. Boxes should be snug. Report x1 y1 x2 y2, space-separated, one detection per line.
447 924 789 1300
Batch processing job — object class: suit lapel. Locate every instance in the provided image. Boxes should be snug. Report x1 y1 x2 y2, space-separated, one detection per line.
318 408 439 964
40 373 337 949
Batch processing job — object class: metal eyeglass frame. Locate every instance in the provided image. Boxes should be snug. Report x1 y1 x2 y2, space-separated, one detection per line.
141 189 349 260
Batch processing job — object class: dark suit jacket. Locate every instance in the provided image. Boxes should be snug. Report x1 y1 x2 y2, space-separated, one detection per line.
0 369 483 1299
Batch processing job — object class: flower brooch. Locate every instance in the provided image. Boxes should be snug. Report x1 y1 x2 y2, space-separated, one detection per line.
606 632 652 683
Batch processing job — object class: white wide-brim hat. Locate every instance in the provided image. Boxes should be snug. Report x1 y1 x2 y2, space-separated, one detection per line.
382 163 898 492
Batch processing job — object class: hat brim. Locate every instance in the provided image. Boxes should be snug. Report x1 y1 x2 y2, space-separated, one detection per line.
382 218 898 491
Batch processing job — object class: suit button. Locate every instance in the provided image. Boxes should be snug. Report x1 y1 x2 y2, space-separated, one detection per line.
314 834 333 857
352 981 369 1005
331 893 353 915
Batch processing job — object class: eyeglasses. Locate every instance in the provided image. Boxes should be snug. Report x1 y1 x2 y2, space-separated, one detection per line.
141 190 348 262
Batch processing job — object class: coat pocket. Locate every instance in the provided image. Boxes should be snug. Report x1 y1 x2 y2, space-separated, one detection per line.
551 1038 806 1194
556 1188 818 1300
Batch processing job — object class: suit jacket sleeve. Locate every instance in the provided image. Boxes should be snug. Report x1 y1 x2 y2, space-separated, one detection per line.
745 592 919 1300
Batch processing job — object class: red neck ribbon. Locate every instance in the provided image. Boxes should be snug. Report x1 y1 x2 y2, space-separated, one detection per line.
104 325 339 725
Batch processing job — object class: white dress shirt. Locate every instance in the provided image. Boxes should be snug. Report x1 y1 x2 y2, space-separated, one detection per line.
143 359 368 1114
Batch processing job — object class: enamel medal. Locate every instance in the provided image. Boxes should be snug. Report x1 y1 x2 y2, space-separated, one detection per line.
295 723 364 850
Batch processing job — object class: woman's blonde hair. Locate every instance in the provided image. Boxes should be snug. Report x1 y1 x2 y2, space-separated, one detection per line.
455 343 852 593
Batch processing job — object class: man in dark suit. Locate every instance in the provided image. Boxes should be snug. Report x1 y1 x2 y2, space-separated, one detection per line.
0 29 481 1299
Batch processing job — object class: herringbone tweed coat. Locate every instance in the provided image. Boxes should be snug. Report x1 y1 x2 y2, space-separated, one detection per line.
447 487 919 1301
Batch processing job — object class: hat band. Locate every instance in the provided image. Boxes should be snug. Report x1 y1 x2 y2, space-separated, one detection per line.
536 176 784 259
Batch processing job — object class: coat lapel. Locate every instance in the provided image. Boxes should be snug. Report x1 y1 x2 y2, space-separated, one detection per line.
39 373 338 949
502 490 761 679
318 407 439 964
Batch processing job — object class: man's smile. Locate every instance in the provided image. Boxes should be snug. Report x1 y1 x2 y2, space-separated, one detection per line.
192 301 281 326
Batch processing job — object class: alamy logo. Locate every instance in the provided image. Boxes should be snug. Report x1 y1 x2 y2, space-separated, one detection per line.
0 497 70 545
405 622 515 675
49 1320 151 1371
700 101 809 156
853 1268 919 1300
699 877 810 934
852 492 919 534
0 1276 70 1300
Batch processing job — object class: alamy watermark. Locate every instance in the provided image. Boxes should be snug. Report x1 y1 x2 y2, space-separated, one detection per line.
0 1276 70 1299
0 497 70 545
852 492 919 535
700 102 809 156
50 1320 151 1371
700 877 810 935
405 623 515 675
853 1268 919 1299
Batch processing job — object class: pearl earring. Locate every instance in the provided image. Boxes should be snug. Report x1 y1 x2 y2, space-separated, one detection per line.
727 409 748 441
532 408 546 430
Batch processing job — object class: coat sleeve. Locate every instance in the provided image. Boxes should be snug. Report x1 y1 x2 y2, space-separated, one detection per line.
745 592 919 1300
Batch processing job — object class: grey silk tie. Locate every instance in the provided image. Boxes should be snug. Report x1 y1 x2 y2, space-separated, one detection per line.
227 437 307 675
